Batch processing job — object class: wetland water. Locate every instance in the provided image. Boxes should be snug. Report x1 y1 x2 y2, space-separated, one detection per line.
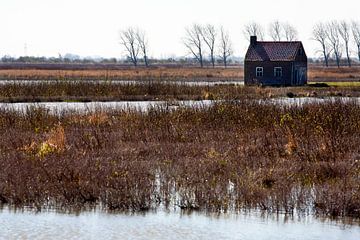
1 90 359 239
0 98 359 114
1 208 360 240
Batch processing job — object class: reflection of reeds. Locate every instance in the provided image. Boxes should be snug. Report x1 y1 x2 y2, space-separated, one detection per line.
0 101 359 217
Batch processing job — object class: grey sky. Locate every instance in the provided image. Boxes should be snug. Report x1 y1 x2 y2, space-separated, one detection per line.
0 0 359 58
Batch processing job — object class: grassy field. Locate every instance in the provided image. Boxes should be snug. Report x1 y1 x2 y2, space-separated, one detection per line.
0 67 242 81
0 101 359 217
319 82 360 87
0 65 360 82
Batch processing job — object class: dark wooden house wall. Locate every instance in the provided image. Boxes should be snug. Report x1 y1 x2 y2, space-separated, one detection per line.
245 61 294 86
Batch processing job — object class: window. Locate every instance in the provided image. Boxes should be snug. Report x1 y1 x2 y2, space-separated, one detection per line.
256 67 263 77
274 67 282 77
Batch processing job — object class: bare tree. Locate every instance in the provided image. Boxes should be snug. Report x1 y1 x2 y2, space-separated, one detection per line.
312 22 331 67
119 27 139 67
184 24 204 67
243 22 265 40
135 29 149 67
326 21 343 68
352 21 360 62
201 24 217 68
283 23 298 41
218 26 233 68
269 20 283 41
338 21 351 67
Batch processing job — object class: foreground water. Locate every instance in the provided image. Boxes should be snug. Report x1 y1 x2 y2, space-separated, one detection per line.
1 208 359 240
0 98 359 114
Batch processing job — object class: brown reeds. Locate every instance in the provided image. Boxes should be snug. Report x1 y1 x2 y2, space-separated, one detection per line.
0 100 359 217
1 81 360 103
1 65 360 82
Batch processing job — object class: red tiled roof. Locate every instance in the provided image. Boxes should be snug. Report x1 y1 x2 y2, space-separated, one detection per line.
245 41 303 61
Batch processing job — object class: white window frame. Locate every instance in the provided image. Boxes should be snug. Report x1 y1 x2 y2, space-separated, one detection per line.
256 67 263 77
274 67 282 77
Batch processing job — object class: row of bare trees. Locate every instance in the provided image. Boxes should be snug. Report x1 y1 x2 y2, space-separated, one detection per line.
183 24 233 68
119 20 360 68
313 21 360 67
243 21 298 41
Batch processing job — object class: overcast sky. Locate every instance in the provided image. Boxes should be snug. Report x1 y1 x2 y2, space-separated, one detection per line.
0 0 359 59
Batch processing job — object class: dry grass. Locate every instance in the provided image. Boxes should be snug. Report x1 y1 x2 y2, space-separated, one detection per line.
1 65 360 82
309 66 360 82
0 101 359 217
1 80 360 103
0 67 242 81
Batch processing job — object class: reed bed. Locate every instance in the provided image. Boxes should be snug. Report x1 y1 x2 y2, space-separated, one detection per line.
0 100 359 218
1 81 360 102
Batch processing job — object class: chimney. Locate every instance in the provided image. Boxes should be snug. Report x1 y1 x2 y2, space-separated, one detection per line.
250 36 257 46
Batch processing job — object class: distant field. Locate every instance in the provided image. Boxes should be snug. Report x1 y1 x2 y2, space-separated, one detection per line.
0 67 242 81
0 64 360 82
319 81 360 87
309 66 360 82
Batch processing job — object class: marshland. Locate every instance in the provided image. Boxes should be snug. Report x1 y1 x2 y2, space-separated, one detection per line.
0 65 360 103
1 99 360 216
0 67 360 239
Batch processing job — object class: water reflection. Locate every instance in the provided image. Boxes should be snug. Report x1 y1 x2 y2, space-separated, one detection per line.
1 208 359 240
0 98 359 114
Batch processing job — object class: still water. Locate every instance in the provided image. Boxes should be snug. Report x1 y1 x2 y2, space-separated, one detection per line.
0 98 359 114
1 208 359 240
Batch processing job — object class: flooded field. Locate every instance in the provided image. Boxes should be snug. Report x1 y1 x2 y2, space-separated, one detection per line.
1 208 359 240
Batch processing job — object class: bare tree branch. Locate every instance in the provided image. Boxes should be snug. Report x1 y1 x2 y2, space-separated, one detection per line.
312 22 331 67
283 22 298 41
352 21 360 62
339 21 351 67
326 21 343 68
201 24 217 68
218 26 233 68
269 20 282 41
183 24 204 68
135 29 149 67
243 22 265 40
119 27 140 67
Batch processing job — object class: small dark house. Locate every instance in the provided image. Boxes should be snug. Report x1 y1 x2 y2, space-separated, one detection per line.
244 36 307 86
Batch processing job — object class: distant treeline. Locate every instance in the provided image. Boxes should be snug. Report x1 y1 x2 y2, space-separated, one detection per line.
0 55 241 65
0 55 349 68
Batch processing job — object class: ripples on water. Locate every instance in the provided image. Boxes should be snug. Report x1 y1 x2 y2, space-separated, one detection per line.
1 208 360 240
